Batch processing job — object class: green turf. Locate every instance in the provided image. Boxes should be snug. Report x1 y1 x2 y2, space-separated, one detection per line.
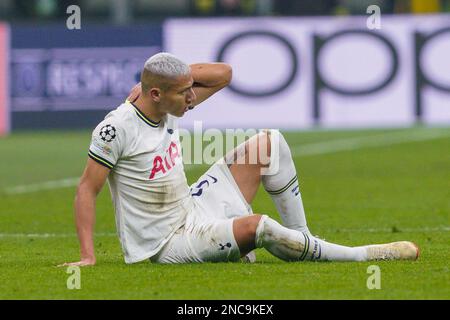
0 127 449 299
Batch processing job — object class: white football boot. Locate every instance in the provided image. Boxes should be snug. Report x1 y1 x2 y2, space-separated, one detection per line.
366 241 419 261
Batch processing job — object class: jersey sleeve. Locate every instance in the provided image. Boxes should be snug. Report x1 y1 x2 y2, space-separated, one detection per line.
88 119 124 170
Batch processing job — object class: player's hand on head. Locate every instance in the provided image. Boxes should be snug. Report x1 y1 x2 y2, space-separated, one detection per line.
57 257 96 267
127 82 142 103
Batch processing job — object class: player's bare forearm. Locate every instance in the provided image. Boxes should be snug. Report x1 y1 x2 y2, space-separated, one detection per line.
190 63 232 107
58 159 109 267
73 184 97 263
190 63 232 88
57 186 97 267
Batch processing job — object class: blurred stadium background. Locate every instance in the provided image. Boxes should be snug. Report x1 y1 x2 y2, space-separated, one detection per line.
0 0 449 132
0 0 449 299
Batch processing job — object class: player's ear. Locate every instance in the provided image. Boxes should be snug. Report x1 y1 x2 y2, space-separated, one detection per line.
149 88 161 102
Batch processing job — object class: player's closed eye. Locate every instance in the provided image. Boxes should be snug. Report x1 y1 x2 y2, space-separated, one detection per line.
179 86 193 95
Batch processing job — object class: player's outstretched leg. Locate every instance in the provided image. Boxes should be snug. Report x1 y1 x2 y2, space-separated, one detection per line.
234 214 419 262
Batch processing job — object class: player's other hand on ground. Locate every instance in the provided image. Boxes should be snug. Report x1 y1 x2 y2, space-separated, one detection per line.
57 257 96 267
127 82 142 103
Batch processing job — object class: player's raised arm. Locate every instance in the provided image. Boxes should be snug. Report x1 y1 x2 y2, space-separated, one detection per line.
126 62 232 107
59 159 110 267
190 63 232 107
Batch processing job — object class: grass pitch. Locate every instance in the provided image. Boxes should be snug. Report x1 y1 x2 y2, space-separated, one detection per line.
0 127 449 299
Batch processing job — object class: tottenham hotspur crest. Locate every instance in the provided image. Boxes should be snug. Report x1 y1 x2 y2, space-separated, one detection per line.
99 125 116 142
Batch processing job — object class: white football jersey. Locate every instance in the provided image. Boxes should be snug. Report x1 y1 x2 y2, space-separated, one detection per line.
89 101 193 263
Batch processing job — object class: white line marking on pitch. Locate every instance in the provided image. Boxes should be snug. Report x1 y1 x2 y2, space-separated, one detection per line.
0 232 117 238
290 129 450 157
3 129 449 195
0 226 447 238
4 177 80 195
329 226 450 233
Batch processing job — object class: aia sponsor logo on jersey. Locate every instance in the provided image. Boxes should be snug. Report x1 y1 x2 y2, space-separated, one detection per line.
149 141 180 179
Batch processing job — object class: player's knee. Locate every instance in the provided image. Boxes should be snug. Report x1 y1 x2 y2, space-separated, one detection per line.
271 129 288 147
260 130 271 154
270 130 291 160
255 131 271 165
233 214 263 253
262 130 289 159
244 214 263 239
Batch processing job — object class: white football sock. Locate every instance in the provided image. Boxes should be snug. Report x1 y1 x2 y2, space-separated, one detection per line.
255 215 368 262
261 130 311 236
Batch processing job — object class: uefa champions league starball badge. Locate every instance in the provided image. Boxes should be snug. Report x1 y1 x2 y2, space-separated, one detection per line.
99 125 117 142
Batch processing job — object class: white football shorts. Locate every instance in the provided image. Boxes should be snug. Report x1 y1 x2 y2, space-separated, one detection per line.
149 159 253 263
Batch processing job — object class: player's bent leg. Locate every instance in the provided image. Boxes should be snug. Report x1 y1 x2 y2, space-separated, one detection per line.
227 131 271 204
261 130 311 235
226 130 311 236
253 215 419 262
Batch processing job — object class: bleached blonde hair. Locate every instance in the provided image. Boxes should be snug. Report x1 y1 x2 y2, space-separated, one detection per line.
143 52 190 80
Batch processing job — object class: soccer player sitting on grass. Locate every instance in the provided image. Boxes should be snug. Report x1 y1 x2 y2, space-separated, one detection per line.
60 53 419 267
